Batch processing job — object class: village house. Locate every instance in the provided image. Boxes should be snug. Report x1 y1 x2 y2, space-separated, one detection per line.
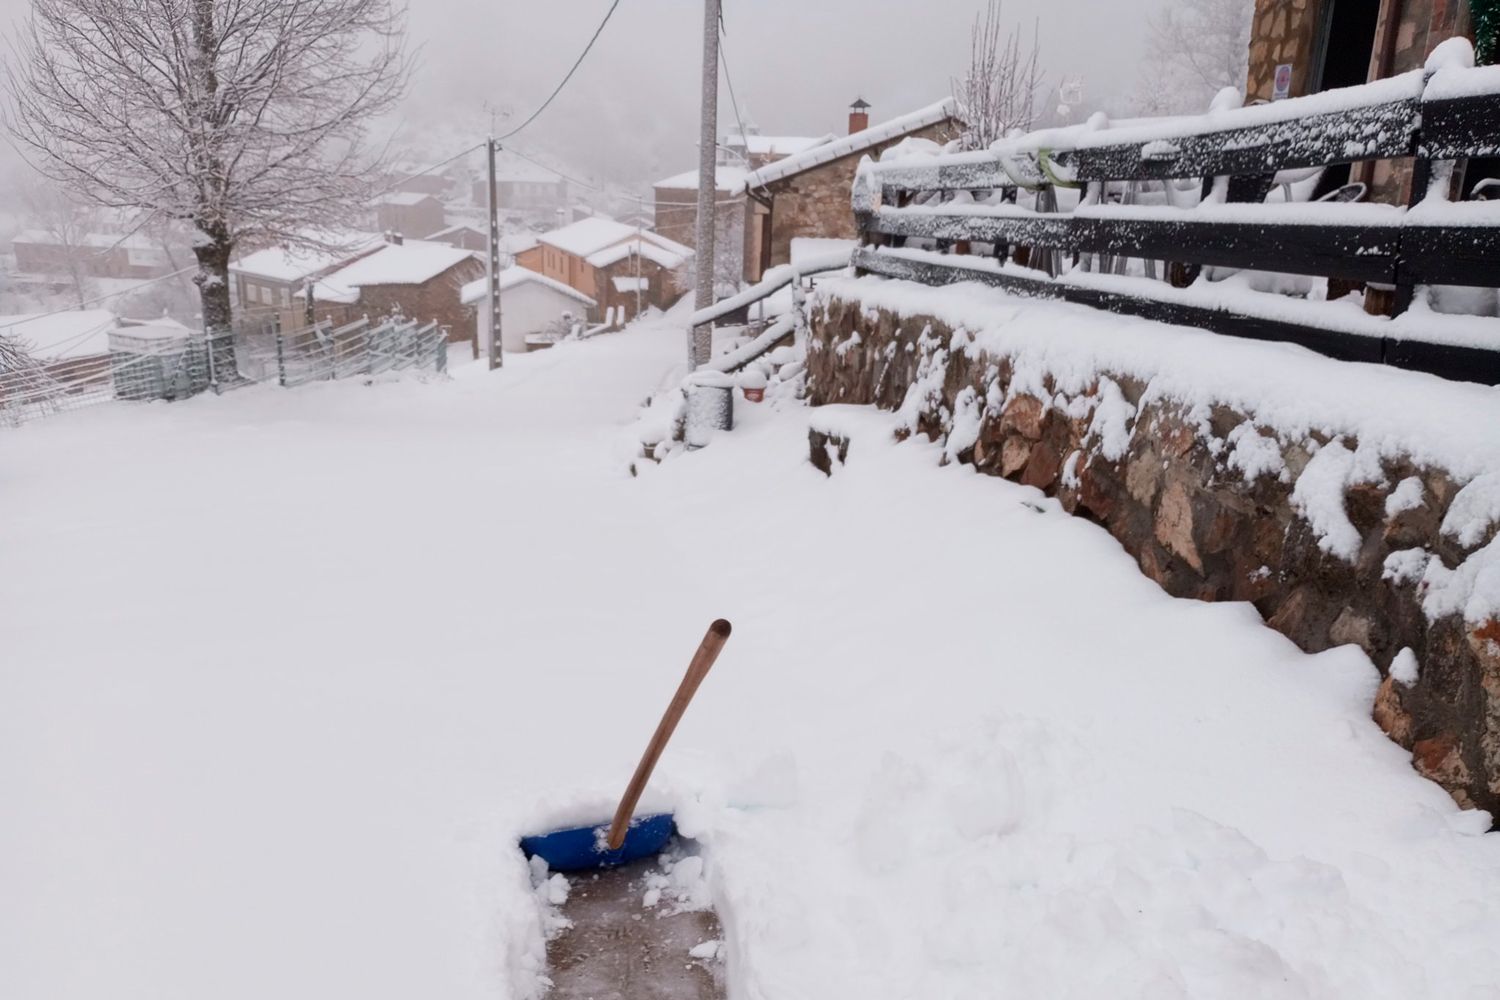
471 153 570 217
373 192 446 240
460 266 597 355
652 166 749 250
11 230 174 281
380 161 453 198
740 97 962 282
1245 0 1495 202
229 233 384 332
516 216 692 323
309 236 484 342
426 224 489 253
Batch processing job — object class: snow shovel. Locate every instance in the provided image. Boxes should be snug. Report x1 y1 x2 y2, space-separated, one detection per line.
520 619 732 872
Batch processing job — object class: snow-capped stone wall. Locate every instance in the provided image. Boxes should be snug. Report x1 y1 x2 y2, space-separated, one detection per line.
806 280 1500 821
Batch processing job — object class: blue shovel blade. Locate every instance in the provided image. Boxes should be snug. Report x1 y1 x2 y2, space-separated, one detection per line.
520 813 675 872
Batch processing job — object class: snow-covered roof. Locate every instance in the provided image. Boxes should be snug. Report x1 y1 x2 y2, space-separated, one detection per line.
376 191 439 207
459 266 596 306
428 224 485 240
611 276 650 293
654 165 750 192
0 309 117 359
537 217 642 257
311 242 479 301
111 321 196 342
727 133 835 157
585 237 690 271
230 232 384 284
742 98 962 190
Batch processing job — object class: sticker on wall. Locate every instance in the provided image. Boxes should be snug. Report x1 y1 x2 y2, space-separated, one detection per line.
1273 63 1293 101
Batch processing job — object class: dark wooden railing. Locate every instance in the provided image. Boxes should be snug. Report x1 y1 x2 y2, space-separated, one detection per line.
851 63 1500 386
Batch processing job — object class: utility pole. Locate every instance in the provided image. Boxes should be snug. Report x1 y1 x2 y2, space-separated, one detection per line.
486 136 504 371
689 0 721 369
634 207 644 321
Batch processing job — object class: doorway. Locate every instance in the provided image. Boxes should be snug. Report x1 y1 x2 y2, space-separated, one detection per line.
1310 0 1384 196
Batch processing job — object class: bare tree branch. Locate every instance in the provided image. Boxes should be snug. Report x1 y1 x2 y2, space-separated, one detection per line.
1134 0 1253 115
952 0 1043 151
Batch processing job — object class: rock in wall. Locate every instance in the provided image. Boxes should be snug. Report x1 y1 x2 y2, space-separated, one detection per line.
807 294 1500 821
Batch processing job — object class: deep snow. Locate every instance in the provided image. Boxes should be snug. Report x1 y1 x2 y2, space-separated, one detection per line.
2 312 1499 1000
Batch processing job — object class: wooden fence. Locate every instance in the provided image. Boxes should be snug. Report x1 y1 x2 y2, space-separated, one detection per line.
851 61 1500 386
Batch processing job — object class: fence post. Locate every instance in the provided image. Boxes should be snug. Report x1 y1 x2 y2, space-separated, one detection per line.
273 315 286 388
438 326 449 373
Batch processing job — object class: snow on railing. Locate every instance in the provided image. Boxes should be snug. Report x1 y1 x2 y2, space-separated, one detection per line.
688 250 854 329
845 43 1500 387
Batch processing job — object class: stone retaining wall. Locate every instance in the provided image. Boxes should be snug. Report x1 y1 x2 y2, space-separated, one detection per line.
807 294 1500 821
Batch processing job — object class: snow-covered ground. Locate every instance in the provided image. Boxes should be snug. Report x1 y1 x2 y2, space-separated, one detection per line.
3 310 1498 1000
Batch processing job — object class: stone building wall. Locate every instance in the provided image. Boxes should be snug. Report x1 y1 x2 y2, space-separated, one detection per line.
806 293 1500 823
319 260 484 343
1246 0 1475 203
751 120 956 281
1246 0 1324 102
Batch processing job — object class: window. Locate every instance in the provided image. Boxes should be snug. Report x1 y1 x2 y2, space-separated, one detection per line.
280 288 291 308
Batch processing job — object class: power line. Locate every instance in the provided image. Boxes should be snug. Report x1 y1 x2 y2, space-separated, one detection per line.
718 19 773 199
0 265 198 334
497 0 624 141
370 141 486 199
504 145 745 207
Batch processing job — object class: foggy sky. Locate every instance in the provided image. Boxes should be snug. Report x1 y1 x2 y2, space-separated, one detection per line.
0 0 1153 193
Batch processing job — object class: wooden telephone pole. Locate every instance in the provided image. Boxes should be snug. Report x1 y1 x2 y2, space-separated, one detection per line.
689 0 721 369
486 137 504 370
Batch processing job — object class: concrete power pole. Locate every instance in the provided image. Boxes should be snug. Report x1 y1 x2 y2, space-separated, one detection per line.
486 137 504 371
689 0 721 369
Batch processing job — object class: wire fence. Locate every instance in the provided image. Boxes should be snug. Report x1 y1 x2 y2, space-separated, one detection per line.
0 315 448 429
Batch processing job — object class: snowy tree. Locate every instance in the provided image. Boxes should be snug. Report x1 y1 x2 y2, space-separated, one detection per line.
952 0 1043 150
18 180 101 309
1133 0 1254 115
5 0 410 352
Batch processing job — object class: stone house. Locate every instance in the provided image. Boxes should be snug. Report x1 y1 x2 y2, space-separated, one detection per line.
382 161 452 198
652 166 749 295
470 153 570 216
741 98 963 283
229 233 384 332
1245 0 1493 202
427 224 489 253
516 216 691 322
309 236 485 342
373 192 446 240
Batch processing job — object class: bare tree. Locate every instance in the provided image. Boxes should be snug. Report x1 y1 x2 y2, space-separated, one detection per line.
18 179 101 309
6 0 411 356
952 0 1043 150
1134 0 1253 115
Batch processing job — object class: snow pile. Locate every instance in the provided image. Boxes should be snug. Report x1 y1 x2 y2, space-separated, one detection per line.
1291 440 1384 561
1441 472 1500 549
818 273 1500 481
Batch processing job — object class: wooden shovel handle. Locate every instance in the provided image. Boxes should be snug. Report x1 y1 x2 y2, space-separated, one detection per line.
607 619 732 851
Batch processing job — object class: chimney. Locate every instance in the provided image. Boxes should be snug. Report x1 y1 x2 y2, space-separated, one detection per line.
848 97 871 135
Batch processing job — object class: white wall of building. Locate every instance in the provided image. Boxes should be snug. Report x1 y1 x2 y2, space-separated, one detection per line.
475 280 592 354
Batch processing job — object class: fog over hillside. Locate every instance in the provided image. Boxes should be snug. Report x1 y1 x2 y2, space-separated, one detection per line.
0 0 1151 196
